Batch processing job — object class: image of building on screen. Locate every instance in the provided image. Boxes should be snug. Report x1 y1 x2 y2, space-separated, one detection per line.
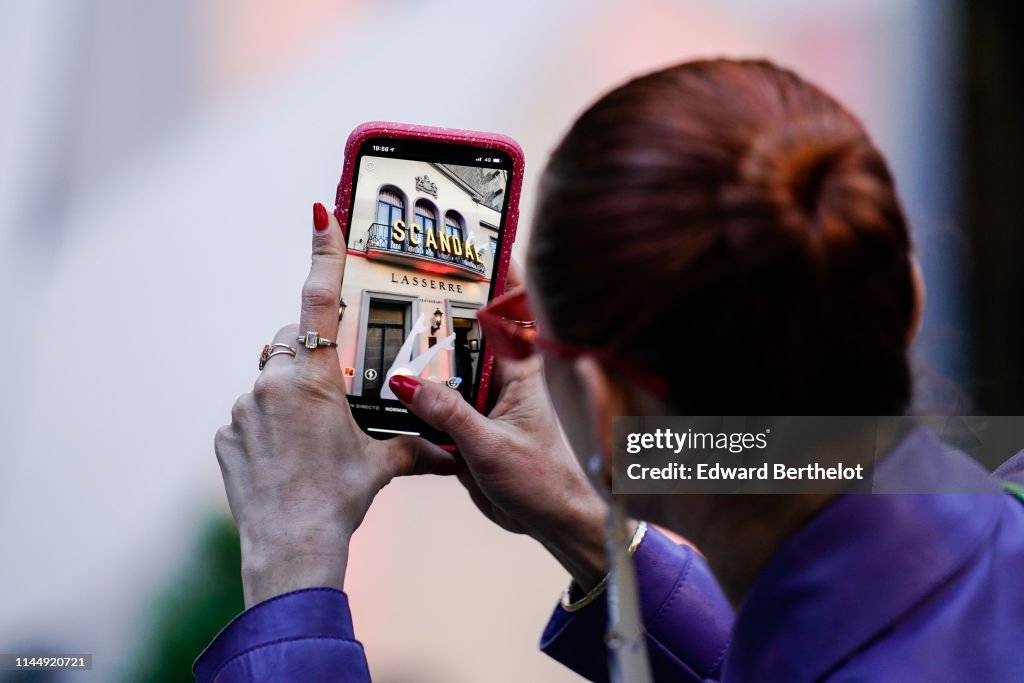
339 156 507 400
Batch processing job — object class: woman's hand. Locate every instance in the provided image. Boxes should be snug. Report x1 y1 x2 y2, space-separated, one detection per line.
215 204 455 607
388 286 610 591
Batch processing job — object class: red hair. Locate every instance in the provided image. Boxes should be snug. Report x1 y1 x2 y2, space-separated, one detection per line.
529 59 915 414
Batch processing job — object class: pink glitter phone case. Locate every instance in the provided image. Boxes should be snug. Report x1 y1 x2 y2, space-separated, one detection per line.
333 121 525 425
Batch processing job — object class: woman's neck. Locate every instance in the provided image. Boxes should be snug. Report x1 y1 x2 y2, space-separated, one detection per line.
670 493 834 607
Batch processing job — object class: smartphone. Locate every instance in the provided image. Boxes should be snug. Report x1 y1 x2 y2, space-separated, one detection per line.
332 122 524 445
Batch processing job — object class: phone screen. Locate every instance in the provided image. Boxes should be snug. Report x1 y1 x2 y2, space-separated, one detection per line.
338 136 515 441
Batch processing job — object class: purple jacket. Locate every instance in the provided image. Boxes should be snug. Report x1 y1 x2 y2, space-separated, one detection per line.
195 428 1024 681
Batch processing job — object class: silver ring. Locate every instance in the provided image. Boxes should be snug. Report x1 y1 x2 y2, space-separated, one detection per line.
296 331 338 350
259 343 297 370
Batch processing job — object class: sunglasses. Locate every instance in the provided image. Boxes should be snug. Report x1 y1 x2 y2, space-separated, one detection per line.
477 287 669 398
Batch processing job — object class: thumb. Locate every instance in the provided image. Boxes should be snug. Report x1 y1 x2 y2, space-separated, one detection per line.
378 434 459 479
388 374 489 443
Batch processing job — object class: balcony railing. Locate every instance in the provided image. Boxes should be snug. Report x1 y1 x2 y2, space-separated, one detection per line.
366 222 486 276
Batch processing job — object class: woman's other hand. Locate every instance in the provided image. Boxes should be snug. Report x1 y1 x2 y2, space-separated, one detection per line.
388 268 609 591
215 203 455 607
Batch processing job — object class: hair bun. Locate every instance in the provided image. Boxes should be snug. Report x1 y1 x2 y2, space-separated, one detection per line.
739 115 865 237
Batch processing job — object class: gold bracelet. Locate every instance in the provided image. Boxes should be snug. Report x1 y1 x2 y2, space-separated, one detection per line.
560 521 648 612
629 520 649 553
561 573 608 612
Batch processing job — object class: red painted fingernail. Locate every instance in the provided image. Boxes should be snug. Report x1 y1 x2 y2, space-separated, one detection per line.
313 202 329 232
389 375 420 402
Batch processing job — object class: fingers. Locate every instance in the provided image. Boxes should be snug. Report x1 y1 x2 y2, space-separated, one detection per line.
388 375 490 445
298 203 346 370
274 323 300 348
492 350 542 393
377 435 459 479
260 323 300 373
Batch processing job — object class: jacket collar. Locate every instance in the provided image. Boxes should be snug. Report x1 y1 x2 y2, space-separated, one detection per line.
724 427 1005 682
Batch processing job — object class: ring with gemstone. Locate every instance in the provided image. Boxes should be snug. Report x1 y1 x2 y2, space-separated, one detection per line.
296 331 338 350
259 343 297 370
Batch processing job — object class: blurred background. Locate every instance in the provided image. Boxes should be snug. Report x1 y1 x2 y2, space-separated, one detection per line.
1 0 1020 680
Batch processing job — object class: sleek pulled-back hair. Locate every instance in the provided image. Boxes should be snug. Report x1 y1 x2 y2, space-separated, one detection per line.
529 59 915 414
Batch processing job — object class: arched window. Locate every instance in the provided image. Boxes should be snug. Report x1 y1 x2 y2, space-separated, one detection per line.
445 210 465 241
414 199 438 257
444 211 466 262
376 187 405 248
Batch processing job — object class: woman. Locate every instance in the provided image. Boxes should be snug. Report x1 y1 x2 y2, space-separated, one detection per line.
198 60 1024 682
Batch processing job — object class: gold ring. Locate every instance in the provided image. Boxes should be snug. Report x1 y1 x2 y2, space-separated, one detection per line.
259 343 297 370
296 331 338 350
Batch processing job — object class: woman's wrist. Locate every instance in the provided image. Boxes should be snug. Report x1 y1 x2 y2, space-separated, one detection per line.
532 488 610 593
560 521 647 611
240 535 351 608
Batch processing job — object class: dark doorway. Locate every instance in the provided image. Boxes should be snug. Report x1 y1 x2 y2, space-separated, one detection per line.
452 317 479 400
363 300 409 398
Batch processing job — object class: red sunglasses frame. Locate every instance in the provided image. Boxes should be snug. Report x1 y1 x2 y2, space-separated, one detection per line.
477 288 670 398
